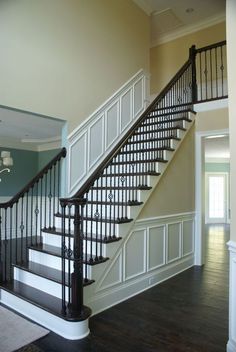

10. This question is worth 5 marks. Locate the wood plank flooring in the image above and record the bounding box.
[21,224,230,352]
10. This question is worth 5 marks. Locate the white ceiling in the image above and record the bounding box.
[205,135,230,161]
[133,0,226,46]
[0,106,65,150]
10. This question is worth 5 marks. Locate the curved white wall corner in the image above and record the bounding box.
[67,69,150,196]
[227,240,236,352]
[84,212,195,315]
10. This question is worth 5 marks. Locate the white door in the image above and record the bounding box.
[205,173,228,223]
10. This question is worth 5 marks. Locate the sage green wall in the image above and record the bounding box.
[0,148,59,197]
[38,149,60,170]
[205,163,230,173]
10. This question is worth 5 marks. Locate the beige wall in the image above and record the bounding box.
[195,107,229,132]
[138,124,195,219]
[150,22,226,96]
[0,0,150,133]
[227,0,236,242]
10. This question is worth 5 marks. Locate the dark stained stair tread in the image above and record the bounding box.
[13,261,94,287]
[91,185,152,190]
[100,172,159,177]
[133,125,186,135]
[28,243,109,265]
[1,280,91,321]
[127,136,181,145]
[119,147,175,154]
[111,157,168,165]
[42,227,122,243]
[142,116,192,127]
[55,213,134,224]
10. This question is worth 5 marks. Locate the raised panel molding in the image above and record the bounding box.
[182,219,194,257]
[67,69,148,196]
[124,229,146,281]
[96,251,123,292]
[86,212,195,315]
[88,114,104,169]
[147,225,166,271]
[167,222,181,264]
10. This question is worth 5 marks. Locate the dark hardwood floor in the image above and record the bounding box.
[21,224,230,352]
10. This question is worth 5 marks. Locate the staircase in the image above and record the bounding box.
[0,41,227,339]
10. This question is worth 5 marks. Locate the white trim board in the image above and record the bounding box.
[227,240,236,352]
[195,128,229,265]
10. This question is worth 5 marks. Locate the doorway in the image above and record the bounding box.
[205,172,229,224]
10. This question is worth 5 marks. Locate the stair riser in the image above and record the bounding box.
[14,267,69,300]
[125,138,178,149]
[131,128,184,140]
[42,233,108,257]
[112,150,167,162]
[28,248,92,278]
[54,218,132,237]
[95,175,153,188]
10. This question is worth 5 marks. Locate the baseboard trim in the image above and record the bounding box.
[0,289,90,340]
[87,255,194,316]
[227,339,236,352]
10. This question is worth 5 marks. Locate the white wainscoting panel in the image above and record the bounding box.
[124,229,146,281]
[69,131,87,188]
[183,219,194,257]
[68,69,149,195]
[167,222,181,264]
[147,225,166,271]
[86,212,195,315]
[120,89,132,132]
[97,251,123,291]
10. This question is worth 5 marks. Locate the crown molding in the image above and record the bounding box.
[151,13,226,47]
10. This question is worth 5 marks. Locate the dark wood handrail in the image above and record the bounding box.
[69,59,192,199]
[196,40,226,53]
[0,147,66,208]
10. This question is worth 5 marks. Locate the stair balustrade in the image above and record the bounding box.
[0,41,228,325]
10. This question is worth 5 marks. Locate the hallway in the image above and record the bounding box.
[22,224,229,352]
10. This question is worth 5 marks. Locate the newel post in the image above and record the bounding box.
[189,44,197,103]
[71,197,87,317]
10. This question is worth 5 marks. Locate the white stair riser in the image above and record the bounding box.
[54,218,132,236]
[42,233,108,257]
[0,290,90,340]
[28,248,92,279]
[14,267,68,300]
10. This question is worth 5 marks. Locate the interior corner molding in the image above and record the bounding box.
[67,69,149,196]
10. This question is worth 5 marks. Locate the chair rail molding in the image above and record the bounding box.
[67,69,150,196]
[227,240,236,352]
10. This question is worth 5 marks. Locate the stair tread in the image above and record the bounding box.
[1,280,91,321]
[28,243,109,265]
[127,136,180,145]
[14,261,94,287]
[111,157,168,165]
[134,125,186,135]
[119,147,175,154]
[91,185,152,190]
[42,227,122,243]
[100,172,160,177]
[55,213,133,224]
[142,117,192,126]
